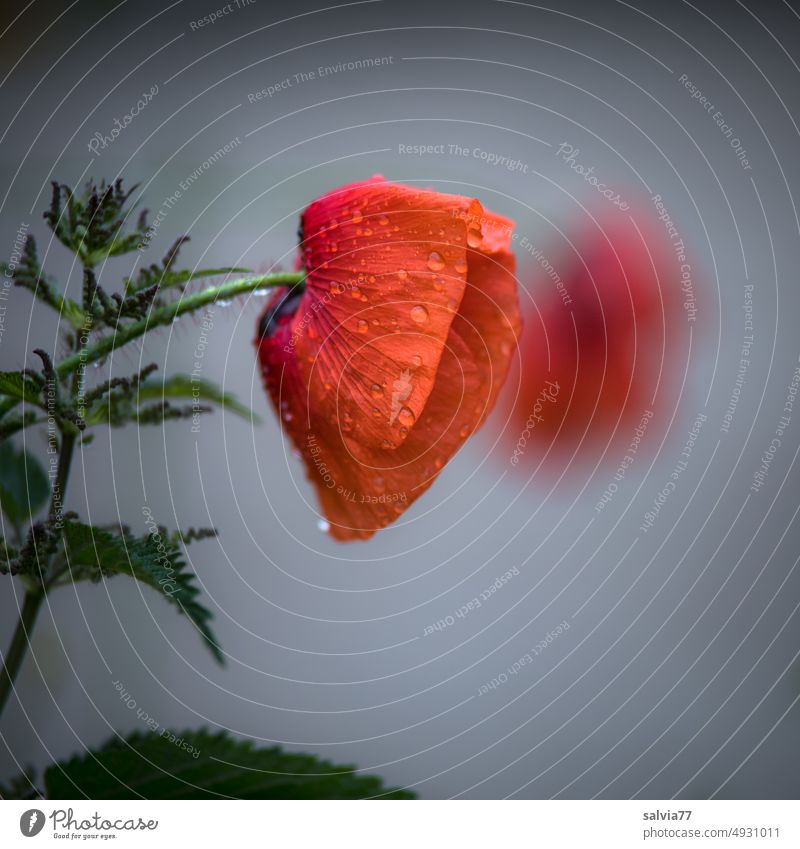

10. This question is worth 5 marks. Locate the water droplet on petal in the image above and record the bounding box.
[357,319,369,333]
[427,251,446,272]
[370,383,383,398]
[398,269,408,280]
[352,209,363,223]
[433,278,444,291]
[398,406,415,425]
[460,424,470,437]
[410,305,429,324]
[350,286,361,299]
[411,354,422,367]
[467,226,482,248]
[378,215,389,226]
[455,257,468,274]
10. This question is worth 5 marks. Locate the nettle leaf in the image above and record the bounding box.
[60,520,222,663]
[0,769,38,800]
[137,375,259,422]
[44,729,414,799]
[0,372,41,405]
[0,441,50,526]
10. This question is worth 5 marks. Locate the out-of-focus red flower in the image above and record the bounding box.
[256,177,521,541]
[505,208,686,471]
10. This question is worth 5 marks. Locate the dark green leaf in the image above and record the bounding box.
[59,520,222,663]
[0,442,50,526]
[0,372,41,405]
[44,729,414,799]
[0,768,38,800]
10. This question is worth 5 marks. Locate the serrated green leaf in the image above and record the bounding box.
[44,729,414,799]
[137,375,259,422]
[60,520,222,663]
[0,372,41,405]
[0,441,50,526]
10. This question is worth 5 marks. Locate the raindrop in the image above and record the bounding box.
[455,258,468,274]
[370,383,383,398]
[398,406,415,425]
[352,209,363,224]
[467,226,482,248]
[410,305,429,324]
[427,251,446,272]
[357,319,369,333]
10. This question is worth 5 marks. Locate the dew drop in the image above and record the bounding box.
[370,383,383,398]
[357,319,369,333]
[455,257,468,274]
[459,424,470,438]
[433,278,444,292]
[352,209,363,224]
[398,406,415,425]
[398,269,408,280]
[427,251,446,272]
[410,305,429,324]
[378,215,389,226]
[467,226,482,248]
[350,286,362,299]
[411,354,422,367]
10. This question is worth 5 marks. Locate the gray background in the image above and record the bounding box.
[1,0,799,799]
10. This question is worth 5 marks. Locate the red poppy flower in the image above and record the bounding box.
[255,176,521,540]
[505,207,686,471]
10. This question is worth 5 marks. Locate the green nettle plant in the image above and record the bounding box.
[0,178,412,800]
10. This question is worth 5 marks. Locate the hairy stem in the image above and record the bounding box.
[0,589,43,717]
[56,272,304,378]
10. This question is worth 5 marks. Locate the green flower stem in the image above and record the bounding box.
[56,272,304,379]
[0,588,44,717]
